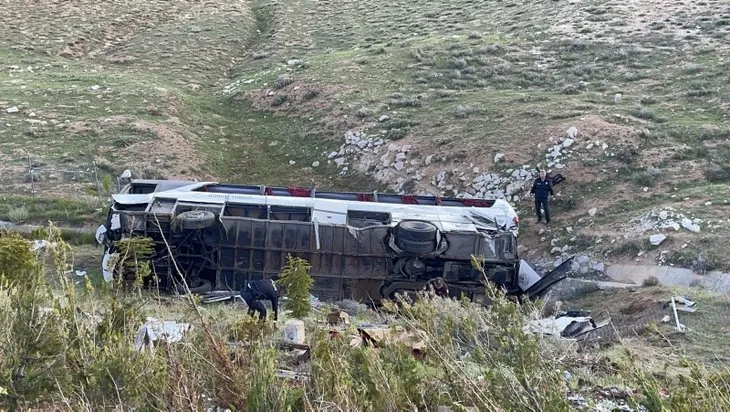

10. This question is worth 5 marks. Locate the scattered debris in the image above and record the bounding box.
[524,311,607,339]
[649,234,666,246]
[284,319,306,344]
[276,369,309,381]
[6,106,19,113]
[588,207,597,217]
[31,239,50,251]
[567,126,578,139]
[356,324,428,358]
[681,218,701,233]
[74,270,87,277]
[664,296,697,313]
[327,310,350,325]
[378,115,390,122]
[134,318,192,352]
[670,297,686,332]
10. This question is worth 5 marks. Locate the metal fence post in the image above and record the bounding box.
[27,154,35,194]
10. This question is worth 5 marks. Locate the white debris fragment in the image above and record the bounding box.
[588,207,597,217]
[681,218,701,233]
[649,234,666,246]
[134,318,192,352]
[7,106,19,113]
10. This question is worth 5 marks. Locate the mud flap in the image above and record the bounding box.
[524,256,575,298]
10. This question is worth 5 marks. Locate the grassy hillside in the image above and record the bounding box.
[1,0,728,265]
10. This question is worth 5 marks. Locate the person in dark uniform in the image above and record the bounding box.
[530,169,555,224]
[240,279,279,321]
[423,277,449,298]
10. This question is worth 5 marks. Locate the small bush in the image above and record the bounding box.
[631,171,659,187]
[454,105,474,118]
[275,254,313,319]
[302,88,319,100]
[705,163,730,182]
[7,206,29,224]
[273,75,293,89]
[390,97,422,108]
[684,63,702,74]
[355,107,374,118]
[450,57,468,69]
[272,94,288,106]
[640,95,657,105]
[561,83,583,95]
[385,128,408,140]
[633,105,657,121]
[643,276,660,286]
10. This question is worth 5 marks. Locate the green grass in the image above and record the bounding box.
[0,195,100,225]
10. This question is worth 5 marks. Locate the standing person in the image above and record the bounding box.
[240,278,279,321]
[530,169,555,224]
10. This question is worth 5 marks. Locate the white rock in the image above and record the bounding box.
[424,155,433,165]
[395,152,407,162]
[91,85,100,91]
[287,59,302,66]
[283,319,306,344]
[328,151,338,159]
[494,153,504,163]
[588,207,597,217]
[658,211,668,220]
[649,234,666,246]
[567,126,578,139]
[592,262,605,272]
[6,106,18,113]
[586,143,594,150]
[562,138,574,148]
[681,218,700,233]
[614,93,622,104]
[334,157,346,167]
[400,145,412,152]
[374,138,384,146]
[394,161,405,171]
[538,228,546,235]
[311,161,320,167]
[289,160,296,165]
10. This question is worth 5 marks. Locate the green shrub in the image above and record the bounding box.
[275,255,314,319]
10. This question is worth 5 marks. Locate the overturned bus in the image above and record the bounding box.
[95,179,569,303]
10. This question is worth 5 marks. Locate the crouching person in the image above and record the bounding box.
[240,278,279,321]
[423,277,449,298]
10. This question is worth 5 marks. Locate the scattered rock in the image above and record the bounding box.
[588,207,597,217]
[649,234,666,246]
[311,161,320,167]
[288,160,296,165]
[334,158,346,167]
[6,106,18,113]
[378,115,390,122]
[287,59,302,66]
[562,138,574,148]
[494,152,504,163]
[614,93,622,104]
[681,218,701,233]
[424,155,433,165]
[567,126,578,139]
